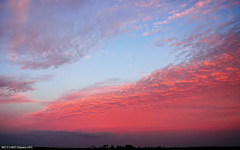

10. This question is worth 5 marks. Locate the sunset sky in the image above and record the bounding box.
[0,0,240,148]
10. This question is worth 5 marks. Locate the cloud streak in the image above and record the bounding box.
[0,76,35,97]
[0,75,52,103]
[147,0,240,36]
[0,93,39,104]
[169,15,240,63]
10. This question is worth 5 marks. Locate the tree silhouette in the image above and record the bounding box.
[110,145,115,149]
[125,145,135,149]
[91,145,96,150]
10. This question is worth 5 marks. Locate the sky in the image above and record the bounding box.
[0,0,240,148]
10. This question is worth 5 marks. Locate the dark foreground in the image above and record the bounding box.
[1,146,239,150]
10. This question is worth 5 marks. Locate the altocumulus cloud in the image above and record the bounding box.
[25,23,240,132]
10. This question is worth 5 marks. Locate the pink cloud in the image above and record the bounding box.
[0,93,39,104]
[169,10,179,14]
[181,4,187,8]
[0,75,52,103]
[143,16,152,22]
[0,0,176,69]
[196,34,222,45]
[5,0,231,69]
[25,51,240,131]
[0,76,36,97]
[154,0,211,25]
[168,0,211,20]
[25,38,240,131]
[166,38,176,42]
[202,0,240,15]
[167,15,239,63]
[8,0,30,24]
[52,85,125,104]
[170,41,184,47]
[0,1,144,69]
[21,15,240,132]
[0,0,239,134]
[142,29,160,36]
[154,0,238,27]
[18,56,73,70]
[134,0,162,8]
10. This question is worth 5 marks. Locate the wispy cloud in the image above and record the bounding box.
[0,0,171,69]
[0,93,39,104]
[169,15,240,63]
[155,0,212,25]
[152,0,239,33]
[0,1,134,69]
[0,76,36,97]
[0,75,52,103]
